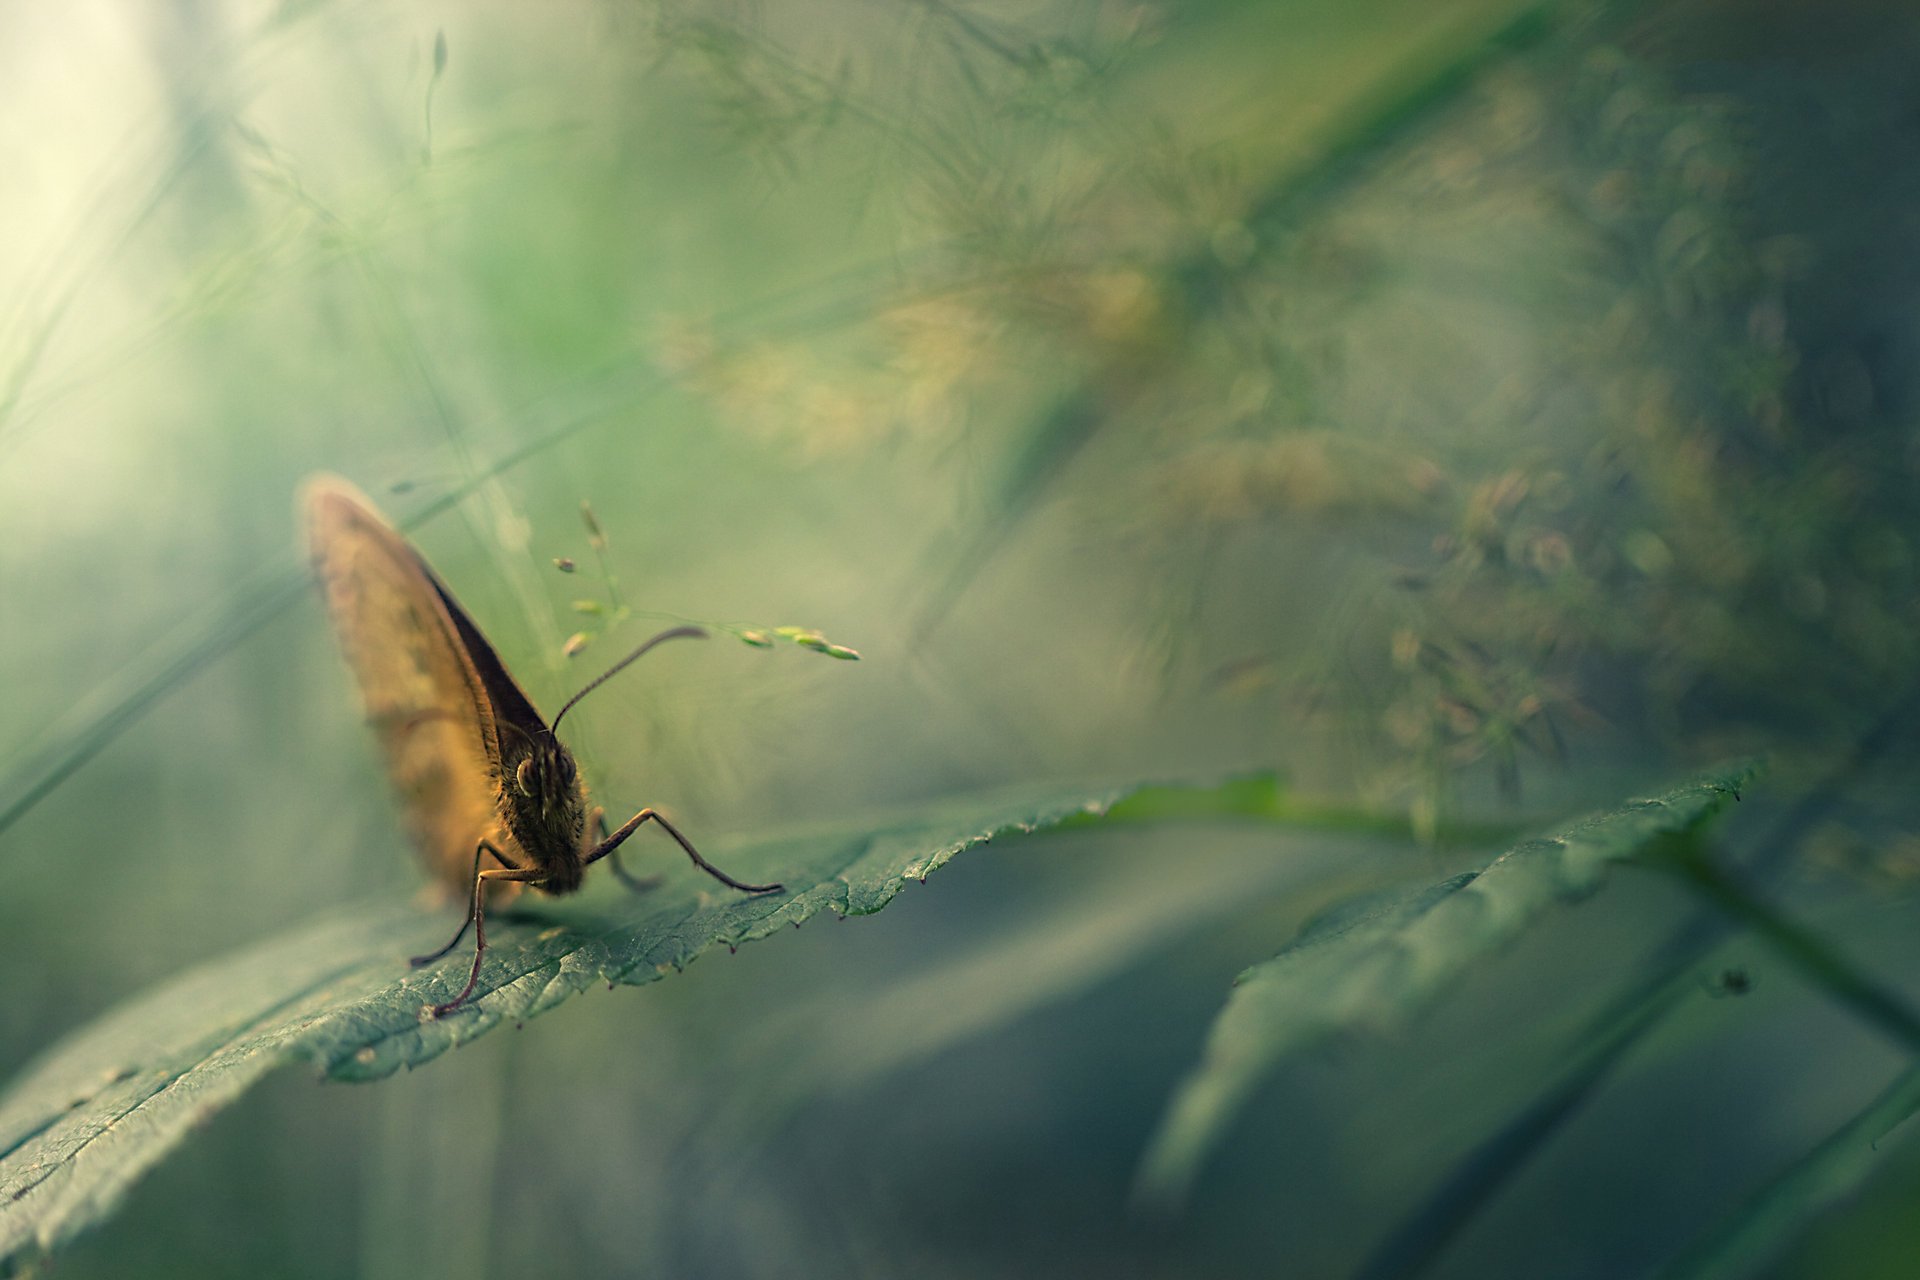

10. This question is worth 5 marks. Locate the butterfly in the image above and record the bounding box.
[303,475,781,1018]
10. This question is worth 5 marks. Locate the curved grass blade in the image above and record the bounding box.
[0,574,307,839]
[0,779,1130,1278]
[1655,1061,1920,1280]
[0,6,334,442]
[1354,966,1695,1279]
[1132,761,1761,1211]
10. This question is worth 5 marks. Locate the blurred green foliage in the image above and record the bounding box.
[4,0,1920,1276]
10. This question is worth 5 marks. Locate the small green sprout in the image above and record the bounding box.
[749,624,860,659]
[580,500,607,550]
[557,504,857,665]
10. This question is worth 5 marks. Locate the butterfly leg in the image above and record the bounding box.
[427,860,548,1019]
[584,808,783,894]
[584,806,662,894]
[411,839,517,966]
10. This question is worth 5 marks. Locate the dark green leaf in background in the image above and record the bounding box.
[1134,760,1761,1209]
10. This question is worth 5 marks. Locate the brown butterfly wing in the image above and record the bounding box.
[422,559,554,753]
[304,475,524,900]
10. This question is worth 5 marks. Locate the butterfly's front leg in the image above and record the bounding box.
[583,805,662,894]
[411,839,515,966]
[416,840,545,1018]
[584,807,783,895]
[583,806,610,849]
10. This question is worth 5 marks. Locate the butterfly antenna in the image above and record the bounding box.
[552,625,708,732]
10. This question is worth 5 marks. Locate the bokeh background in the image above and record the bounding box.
[4,0,1920,1275]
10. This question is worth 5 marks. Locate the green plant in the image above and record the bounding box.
[4,1,1919,1276]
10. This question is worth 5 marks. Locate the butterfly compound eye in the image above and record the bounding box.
[515,757,536,796]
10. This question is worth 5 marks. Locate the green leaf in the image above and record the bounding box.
[1132,760,1762,1210]
[0,781,1130,1277]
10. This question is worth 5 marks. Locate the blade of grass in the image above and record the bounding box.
[1655,1061,1920,1280]
[0,5,337,442]
[1663,848,1920,1052]
[1356,964,1697,1280]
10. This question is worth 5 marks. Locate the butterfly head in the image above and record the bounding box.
[495,625,708,886]
[498,729,589,890]
[513,738,578,814]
